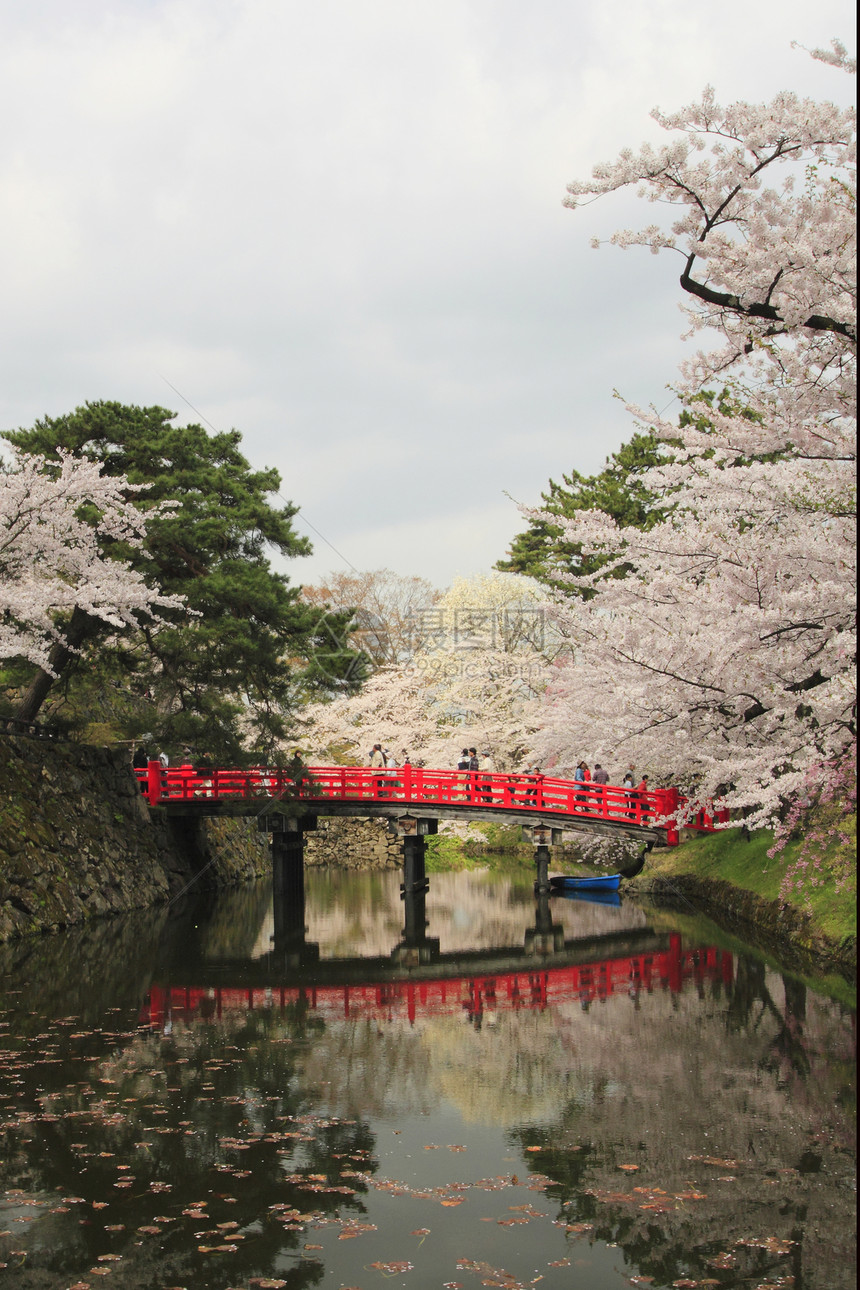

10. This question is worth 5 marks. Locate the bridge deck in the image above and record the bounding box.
[137,764,727,845]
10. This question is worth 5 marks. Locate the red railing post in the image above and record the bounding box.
[660,786,680,846]
[178,762,195,800]
[146,759,162,806]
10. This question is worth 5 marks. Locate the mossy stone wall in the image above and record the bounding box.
[0,735,268,942]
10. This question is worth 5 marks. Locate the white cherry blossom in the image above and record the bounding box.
[530,49,855,828]
[0,450,186,674]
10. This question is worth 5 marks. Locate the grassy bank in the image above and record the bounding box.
[641,820,856,945]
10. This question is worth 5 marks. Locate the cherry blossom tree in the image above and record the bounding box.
[303,572,564,769]
[528,44,855,828]
[0,449,185,687]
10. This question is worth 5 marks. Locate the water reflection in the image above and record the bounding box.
[0,871,854,1290]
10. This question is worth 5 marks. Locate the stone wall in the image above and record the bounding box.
[304,816,402,870]
[0,735,269,942]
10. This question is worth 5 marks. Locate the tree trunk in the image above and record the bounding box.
[14,607,97,724]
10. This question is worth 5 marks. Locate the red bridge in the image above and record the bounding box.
[137,763,727,846]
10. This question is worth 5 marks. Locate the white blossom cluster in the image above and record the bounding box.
[0,450,185,674]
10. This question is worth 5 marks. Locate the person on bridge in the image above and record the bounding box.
[592,763,609,785]
[637,775,651,820]
[623,769,635,817]
[479,750,494,802]
[369,743,393,797]
[524,765,542,804]
[463,748,480,803]
[456,748,471,797]
[581,762,594,811]
[573,761,587,807]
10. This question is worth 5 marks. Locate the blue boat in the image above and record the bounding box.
[549,872,622,893]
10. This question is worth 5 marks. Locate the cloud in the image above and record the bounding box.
[0,0,854,584]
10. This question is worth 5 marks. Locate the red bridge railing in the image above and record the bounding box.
[136,763,728,845]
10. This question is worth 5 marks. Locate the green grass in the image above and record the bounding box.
[647,818,856,945]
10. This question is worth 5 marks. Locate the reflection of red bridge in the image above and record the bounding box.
[145,935,733,1028]
[137,764,728,845]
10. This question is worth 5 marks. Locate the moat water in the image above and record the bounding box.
[0,867,855,1290]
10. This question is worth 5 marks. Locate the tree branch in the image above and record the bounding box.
[679,258,856,341]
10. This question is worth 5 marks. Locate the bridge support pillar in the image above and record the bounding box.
[524,825,562,896]
[392,817,439,966]
[397,816,436,897]
[533,843,552,894]
[525,888,565,956]
[258,813,318,962]
[401,835,429,896]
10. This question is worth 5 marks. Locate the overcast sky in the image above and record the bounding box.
[1,0,854,590]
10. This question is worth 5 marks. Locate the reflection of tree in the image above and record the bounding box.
[504,953,855,1290]
[761,975,812,1081]
[725,954,767,1032]
[725,960,815,1078]
[0,1003,377,1289]
[193,882,276,959]
[0,905,171,1027]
